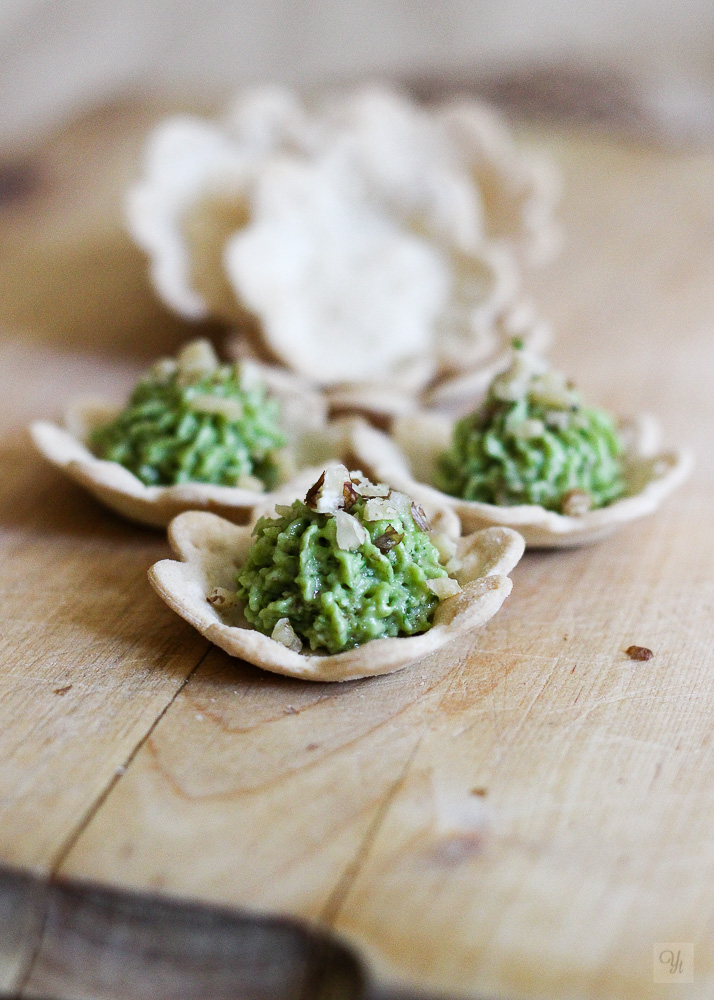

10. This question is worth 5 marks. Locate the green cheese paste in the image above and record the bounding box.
[90,340,286,489]
[435,341,625,513]
[236,468,451,654]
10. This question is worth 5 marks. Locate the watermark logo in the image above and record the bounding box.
[653,943,694,984]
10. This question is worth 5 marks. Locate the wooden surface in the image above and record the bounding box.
[0,104,713,999]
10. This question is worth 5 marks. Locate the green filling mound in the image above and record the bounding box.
[236,483,449,655]
[89,341,286,488]
[435,343,625,512]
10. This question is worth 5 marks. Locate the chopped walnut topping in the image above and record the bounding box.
[271,617,303,652]
[411,502,430,532]
[304,464,352,514]
[149,357,178,382]
[343,480,359,510]
[353,480,391,498]
[426,577,462,599]
[304,471,325,509]
[625,645,653,661]
[335,510,368,550]
[373,525,404,552]
[364,497,398,521]
[511,417,545,440]
[544,409,570,431]
[176,338,219,385]
[207,587,238,609]
[189,395,245,420]
[530,370,577,409]
[561,489,592,517]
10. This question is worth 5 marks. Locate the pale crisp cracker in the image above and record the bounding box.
[128,85,560,389]
[347,413,694,549]
[29,363,331,528]
[224,153,449,384]
[149,509,524,682]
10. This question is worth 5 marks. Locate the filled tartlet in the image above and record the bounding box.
[29,339,340,527]
[349,342,692,548]
[149,464,525,680]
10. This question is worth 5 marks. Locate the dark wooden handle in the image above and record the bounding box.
[1,865,478,1000]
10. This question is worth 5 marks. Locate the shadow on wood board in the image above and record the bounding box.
[0,865,471,1000]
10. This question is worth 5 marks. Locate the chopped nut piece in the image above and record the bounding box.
[207,587,238,609]
[512,417,545,440]
[353,480,391,498]
[304,471,325,509]
[491,349,545,402]
[384,489,410,517]
[304,464,351,514]
[335,509,368,550]
[529,370,577,409]
[561,488,593,517]
[373,525,404,552]
[176,339,219,385]
[544,409,570,431]
[149,358,178,382]
[189,395,245,419]
[426,577,462,599]
[271,617,303,652]
[625,645,653,661]
[364,497,398,521]
[343,480,359,510]
[411,502,430,532]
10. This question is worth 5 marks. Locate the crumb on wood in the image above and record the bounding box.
[625,645,653,661]
[53,684,72,696]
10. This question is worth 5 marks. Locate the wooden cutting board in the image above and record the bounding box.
[0,100,712,1000]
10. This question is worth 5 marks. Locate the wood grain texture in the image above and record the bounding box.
[0,422,212,873]
[0,104,712,998]
[326,135,714,999]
